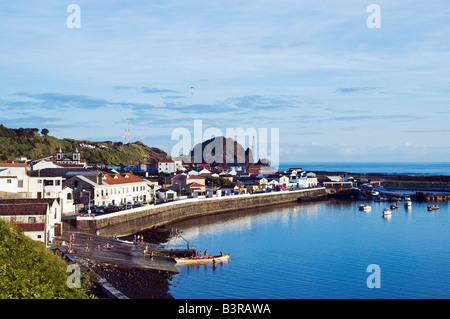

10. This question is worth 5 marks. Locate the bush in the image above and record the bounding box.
[0,220,94,299]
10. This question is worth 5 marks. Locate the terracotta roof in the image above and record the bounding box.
[100,171,146,185]
[187,175,205,180]
[186,182,206,189]
[14,223,45,232]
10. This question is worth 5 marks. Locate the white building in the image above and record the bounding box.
[0,198,62,246]
[63,171,152,207]
[158,160,183,174]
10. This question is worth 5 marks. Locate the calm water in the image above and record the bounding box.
[279,162,450,176]
[167,199,450,299]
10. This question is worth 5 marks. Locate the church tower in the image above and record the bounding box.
[72,148,80,163]
[56,148,63,161]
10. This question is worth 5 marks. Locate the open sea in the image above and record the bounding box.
[278,162,450,176]
[165,162,450,299]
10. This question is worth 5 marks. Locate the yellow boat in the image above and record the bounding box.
[173,253,231,265]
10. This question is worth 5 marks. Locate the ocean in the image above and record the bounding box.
[167,199,450,299]
[278,162,450,176]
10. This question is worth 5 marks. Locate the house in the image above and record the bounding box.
[0,198,62,246]
[63,171,152,208]
[157,188,178,200]
[158,159,182,174]
[198,168,212,176]
[171,174,206,196]
[0,163,65,201]
[307,172,318,187]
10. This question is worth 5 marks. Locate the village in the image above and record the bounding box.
[0,147,325,247]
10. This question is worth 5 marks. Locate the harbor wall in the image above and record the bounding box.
[71,188,327,236]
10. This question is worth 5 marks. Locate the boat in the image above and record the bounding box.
[173,253,231,265]
[382,208,392,216]
[116,238,134,245]
[427,205,439,211]
[404,197,412,207]
[390,203,400,209]
[359,204,371,212]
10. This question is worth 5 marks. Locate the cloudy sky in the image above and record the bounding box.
[1,0,449,162]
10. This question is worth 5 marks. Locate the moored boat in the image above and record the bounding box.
[427,205,439,211]
[404,197,412,207]
[382,208,392,216]
[390,203,400,209]
[359,204,371,212]
[173,253,231,265]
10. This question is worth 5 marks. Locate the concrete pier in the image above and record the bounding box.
[67,188,327,237]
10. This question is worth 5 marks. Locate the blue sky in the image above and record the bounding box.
[1,0,450,162]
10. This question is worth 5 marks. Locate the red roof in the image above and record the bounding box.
[100,171,146,185]
[187,182,206,189]
[14,223,45,232]
[187,175,205,180]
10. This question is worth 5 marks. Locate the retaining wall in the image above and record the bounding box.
[72,188,327,237]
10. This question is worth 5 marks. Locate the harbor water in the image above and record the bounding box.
[166,199,450,299]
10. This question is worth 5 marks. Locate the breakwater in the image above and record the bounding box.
[68,188,327,237]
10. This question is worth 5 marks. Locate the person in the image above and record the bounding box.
[187,241,191,250]
[85,242,89,251]
[204,249,208,257]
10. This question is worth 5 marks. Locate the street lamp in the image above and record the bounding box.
[82,190,91,216]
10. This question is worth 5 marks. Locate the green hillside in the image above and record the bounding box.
[0,124,171,166]
[0,219,94,299]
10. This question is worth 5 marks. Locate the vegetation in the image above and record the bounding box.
[0,219,94,299]
[0,124,171,166]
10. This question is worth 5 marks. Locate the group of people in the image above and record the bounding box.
[134,234,145,244]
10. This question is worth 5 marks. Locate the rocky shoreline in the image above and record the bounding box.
[67,226,177,299]
[90,262,174,299]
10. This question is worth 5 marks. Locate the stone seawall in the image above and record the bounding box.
[72,188,327,237]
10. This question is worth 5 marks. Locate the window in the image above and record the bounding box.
[18,180,24,188]
[28,217,36,223]
[6,179,11,184]
[55,180,60,186]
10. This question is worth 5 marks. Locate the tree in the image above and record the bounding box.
[41,128,49,136]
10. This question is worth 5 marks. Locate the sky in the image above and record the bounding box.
[1,0,450,163]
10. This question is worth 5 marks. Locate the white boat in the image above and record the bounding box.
[404,197,412,207]
[382,208,392,216]
[359,204,372,212]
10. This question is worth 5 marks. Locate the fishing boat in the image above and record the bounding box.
[359,204,371,212]
[382,208,392,216]
[427,205,439,211]
[173,253,231,265]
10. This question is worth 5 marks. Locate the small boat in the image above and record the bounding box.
[382,208,392,216]
[359,204,371,212]
[116,238,134,245]
[404,197,412,207]
[427,205,439,211]
[390,203,400,209]
[173,253,231,265]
